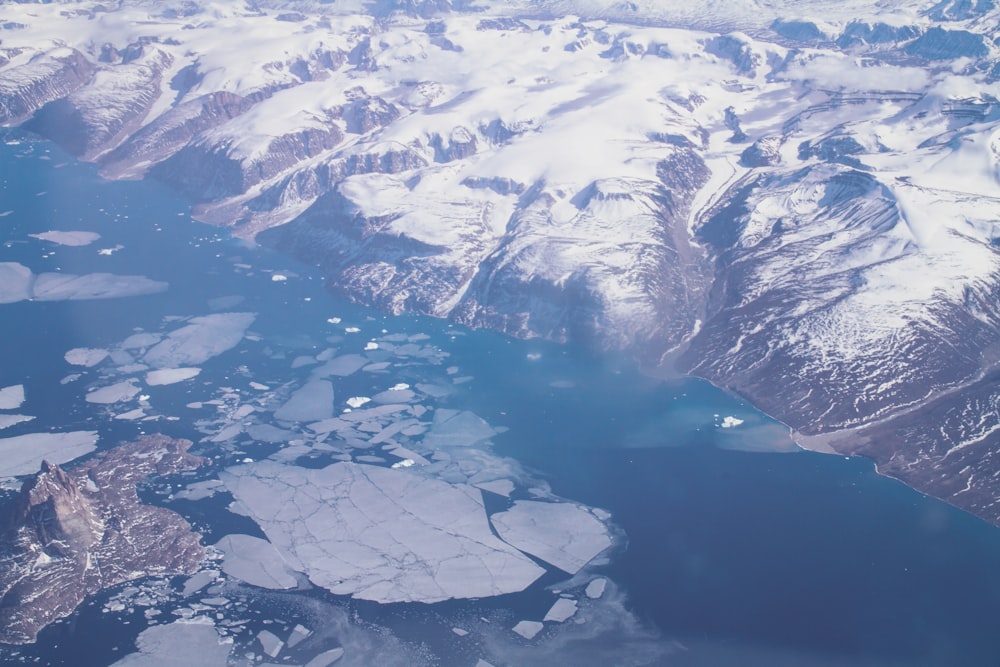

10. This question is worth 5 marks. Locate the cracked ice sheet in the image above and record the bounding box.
[215,534,298,590]
[110,620,231,667]
[490,501,613,575]
[0,431,98,477]
[219,461,545,603]
[143,313,256,369]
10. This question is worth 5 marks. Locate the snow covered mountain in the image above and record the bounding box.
[2,0,1000,524]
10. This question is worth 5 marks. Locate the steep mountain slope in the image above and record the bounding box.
[1,0,999,525]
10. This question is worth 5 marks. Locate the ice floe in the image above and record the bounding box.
[29,230,101,246]
[0,384,26,409]
[110,620,231,667]
[32,271,167,301]
[65,347,110,367]
[220,461,545,603]
[274,380,334,422]
[144,313,255,368]
[543,598,578,623]
[146,367,202,386]
[0,430,98,476]
[720,415,744,428]
[490,501,613,574]
[421,410,497,448]
[86,379,141,404]
[512,620,544,640]
[0,414,34,430]
[215,534,298,590]
[585,577,607,599]
[256,629,283,658]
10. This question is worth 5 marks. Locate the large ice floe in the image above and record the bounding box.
[110,620,231,667]
[0,430,98,476]
[143,313,256,368]
[490,501,613,574]
[0,262,167,303]
[220,460,547,603]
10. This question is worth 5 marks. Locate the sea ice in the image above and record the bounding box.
[287,624,311,648]
[421,410,497,448]
[274,380,334,422]
[220,461,545,603]
[543,597,578,623]
[490,501,613,574]
[122,333,162,350]
[720,416,745,428]
[146,368,201,386]
[143,313,256,368]
[314,354,368,377]
[64,347,110,367]
[512,620,544,640]
[29,230,101,246]
[346,396,371,408]
[0,430,98,477]
[475,479,515,497]
[215,534,298,590]
[86,379,141,404]
[110,620,231,667]
[0,384,26,409]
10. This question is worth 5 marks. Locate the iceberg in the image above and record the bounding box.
[220,461,545,603]
[490,501,612,574]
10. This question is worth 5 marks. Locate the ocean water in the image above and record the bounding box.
[1,133,1000,666]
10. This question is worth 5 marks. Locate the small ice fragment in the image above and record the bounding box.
[451,627,469,636]
[271,274,287,282]
[364,342,379,351]
[65,347,109,367]
[257,629,284,657]
[585,578,607,599]
[0,384,26,410]
[390,383,410,391]
[344,327,361,333]
[721,416,745,428]
[327,317,342,324]
[526,353,542,361]
[543,597,578,623]
[250,382,270,391]
[512,620,543,640]
[346,396,371,409]
[97,245,123,255]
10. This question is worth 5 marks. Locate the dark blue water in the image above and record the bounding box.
[2,133,1000,667]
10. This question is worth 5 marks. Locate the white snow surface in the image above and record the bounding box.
[220,460,547,603]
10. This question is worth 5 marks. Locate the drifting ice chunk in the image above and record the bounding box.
[720,416,745,428]
[146,368,201,386]
[422,410,497,448]
[585,578,607,599]
[346,396,371,408]
[543,597,578,623]
[452,627,469,637]
[491,501,612,574]
[512,620,544,640]
[144,313,255,369]
[274,380,334,422]
[0,384,26,409]
[0,431,98,476]
[30,230,101,246]
[220,461,545,603]
[110,620,230,667]
[65,347,109,367]
[215,534,298,590]
[86,379,140,404]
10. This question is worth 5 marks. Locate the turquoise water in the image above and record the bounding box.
[2,133,1000,666]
